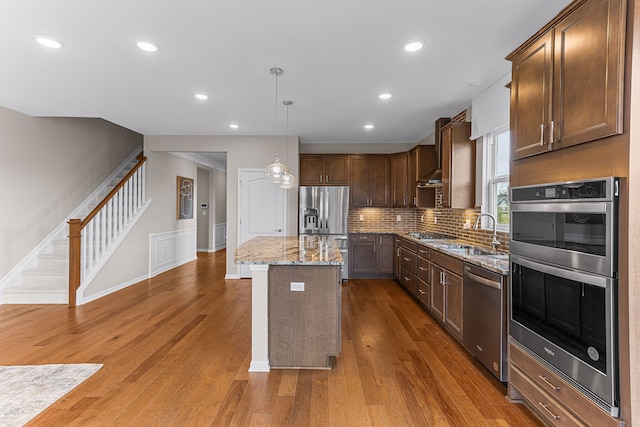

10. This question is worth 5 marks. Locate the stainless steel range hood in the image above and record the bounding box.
[417,117,450,188]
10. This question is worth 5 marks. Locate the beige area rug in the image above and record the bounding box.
[0,364,102,427]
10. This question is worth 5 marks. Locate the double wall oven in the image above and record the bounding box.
[509,177,619,416]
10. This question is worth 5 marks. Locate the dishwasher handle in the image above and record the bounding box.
[464,267,501,289]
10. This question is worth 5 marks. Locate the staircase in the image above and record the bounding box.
[1,149,147,305]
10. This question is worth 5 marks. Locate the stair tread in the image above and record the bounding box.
[4,286,67,293]
[23,268,68,275]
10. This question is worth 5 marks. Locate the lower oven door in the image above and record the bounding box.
[510,254,618,415]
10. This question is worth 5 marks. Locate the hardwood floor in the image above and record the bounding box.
[0,250,542,426]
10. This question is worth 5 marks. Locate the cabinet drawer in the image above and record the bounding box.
[400,247,417,274]
[417,278,430,307]
[417,244,430,259]
[430,250,463,276]
[352,234,375,242]
[398,237,418,252]
[509,342,620,427]
[417,257,430,283]
[510,366,584,427]
[399,266,417,295]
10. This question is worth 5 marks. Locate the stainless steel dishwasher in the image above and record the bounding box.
[462,262,507,381]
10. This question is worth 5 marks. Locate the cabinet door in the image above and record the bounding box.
[349,238,376,275]
[552,0,624,150]
[376,234,394,275]
[369,156,390,207]
[392,153,408,207]
[430,264,445,322]
[324,155,349,185]
[349,156,370,207]
[510,30,554,160]
[393,237,401,280]
[299,155,325,185]
[444,271,463,340]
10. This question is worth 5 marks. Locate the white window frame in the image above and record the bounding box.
[480,124,510,232]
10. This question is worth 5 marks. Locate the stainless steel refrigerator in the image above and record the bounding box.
[299,186,349,279]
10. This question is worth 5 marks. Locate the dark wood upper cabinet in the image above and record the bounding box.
[350,155,390,207]
[391,152,409,207]
[441,122,475,209]
[299,154,349,185]
[409,145,437,208]
[508,0,625,160]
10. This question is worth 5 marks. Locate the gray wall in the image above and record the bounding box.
[0,106,142,279]
[85,151,197,295]
[197,168,210,250]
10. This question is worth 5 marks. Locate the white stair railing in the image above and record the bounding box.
[68,153,146,306]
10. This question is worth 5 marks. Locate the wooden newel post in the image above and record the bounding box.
[68,218,82,307]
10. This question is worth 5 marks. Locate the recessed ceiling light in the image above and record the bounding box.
[229,124,239,129]
[136,41,158,52]
[364,124,375,130]
[194,93,208,100]
[466,78,486,87]
[34,35,64,49]
[378,93,393,100]
[403,40,425,53]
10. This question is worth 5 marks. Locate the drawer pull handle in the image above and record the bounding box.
[419,249,428,254]
[403,277,411,282]
[403,257,411,262]
[538,402,560,420]
[418,289,426,295]
[419,267,427,271]
[538,375,560,391]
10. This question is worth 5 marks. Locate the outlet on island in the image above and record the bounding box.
[463,219,471,229]
[290,282,305,291]
[396,215,401,222]
[359,214,364,221]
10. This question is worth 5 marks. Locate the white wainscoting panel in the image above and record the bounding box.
[149,229,197,277]
[214,223,226,251]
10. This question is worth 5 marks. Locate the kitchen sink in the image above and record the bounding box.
[439,245,496,257]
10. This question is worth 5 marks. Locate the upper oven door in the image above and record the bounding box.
[510,201,616,277]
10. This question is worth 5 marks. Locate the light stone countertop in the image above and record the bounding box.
[235,235,343,266]
[351,231,509,275]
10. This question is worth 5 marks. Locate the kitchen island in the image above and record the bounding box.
[235,235,343,372]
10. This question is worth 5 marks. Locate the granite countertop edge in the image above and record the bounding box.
[350,231,509,276]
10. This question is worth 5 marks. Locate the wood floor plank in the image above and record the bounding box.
[0,250,546,426]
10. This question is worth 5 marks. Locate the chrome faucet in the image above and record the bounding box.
[474,213,500,252]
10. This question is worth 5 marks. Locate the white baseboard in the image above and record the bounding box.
[248,360,270,372]
[80,274,149,305]
[224,273,241,279]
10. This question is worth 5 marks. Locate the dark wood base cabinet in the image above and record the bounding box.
[508,341,623,427]
[349,234,394,278]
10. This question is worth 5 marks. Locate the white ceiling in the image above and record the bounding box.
[0,0,571,144]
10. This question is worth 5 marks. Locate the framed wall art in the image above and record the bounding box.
[177,176,194,219]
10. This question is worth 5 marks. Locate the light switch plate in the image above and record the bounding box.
[291,282,304,291]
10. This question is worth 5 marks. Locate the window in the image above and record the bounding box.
[482,125,510,231]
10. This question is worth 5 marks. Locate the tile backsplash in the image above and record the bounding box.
[348,189,510,253]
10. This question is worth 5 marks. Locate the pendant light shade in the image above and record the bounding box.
[279,170,297,189]
[265,154,288,183]
[264,67,296,188]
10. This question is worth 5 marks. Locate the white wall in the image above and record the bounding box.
[143,135,299,278]
[0,106,142,280]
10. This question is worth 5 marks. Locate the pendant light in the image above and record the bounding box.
[279,100,297,189]
[264,67,295,186]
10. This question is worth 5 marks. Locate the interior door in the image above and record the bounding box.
[239,169,286,278]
